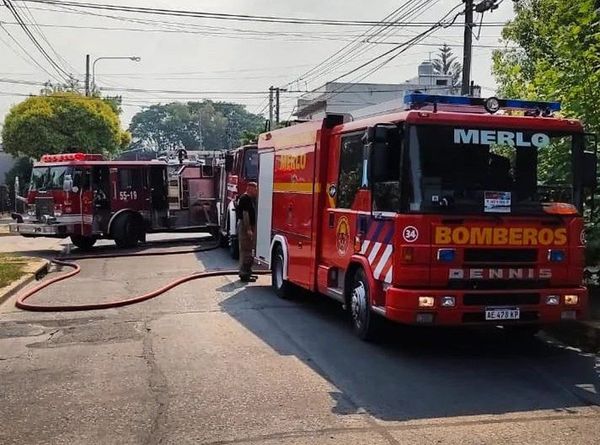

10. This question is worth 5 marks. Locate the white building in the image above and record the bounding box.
[296,61,456,120]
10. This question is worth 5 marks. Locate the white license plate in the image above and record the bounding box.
[485,307,520,321]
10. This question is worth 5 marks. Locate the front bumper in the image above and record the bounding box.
[9,222,68,236]
[383,286,588,326]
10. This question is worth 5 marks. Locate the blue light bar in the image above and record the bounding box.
[404,93,561,112]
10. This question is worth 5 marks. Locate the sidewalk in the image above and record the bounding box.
[546,291,600,352]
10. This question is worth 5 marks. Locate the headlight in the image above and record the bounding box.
[564,295,579,305]
[441,296,456,307]
[545,295,560,305]
[418,296,435,307]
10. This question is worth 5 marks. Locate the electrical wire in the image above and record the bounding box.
[2,0,73,81]
[16,0,77,74]
[21,0,507,27]
[0,22,62,81]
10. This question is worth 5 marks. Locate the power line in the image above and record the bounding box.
[16,0,77,73]
[2,0,73,81]
[285,0,441,89]
[0,22,61,81]
[21,0,507,27]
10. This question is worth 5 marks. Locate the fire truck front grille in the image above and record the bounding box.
[464,248,537,264]
[35,196,55,219]
[463,292,540,306]
[462,311,539,323]
[448,279,550,290]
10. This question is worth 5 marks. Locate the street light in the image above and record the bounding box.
[91,56,141,91]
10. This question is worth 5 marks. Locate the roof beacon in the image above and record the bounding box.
[403,93,561,116]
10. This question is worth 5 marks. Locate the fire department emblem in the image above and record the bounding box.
[336,216,350,255]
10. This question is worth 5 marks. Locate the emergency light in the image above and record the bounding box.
[40,153,105,163]
[404,93,561,115]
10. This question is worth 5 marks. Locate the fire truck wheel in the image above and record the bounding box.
[349,268,379,341]
[113,214,140,249]
[272,244,292,299]
[70,235,97,250]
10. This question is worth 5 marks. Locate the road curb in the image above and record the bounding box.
[544,321,600,353]
[0,259,49,307]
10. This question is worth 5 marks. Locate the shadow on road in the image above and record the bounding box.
[219,284,600,422]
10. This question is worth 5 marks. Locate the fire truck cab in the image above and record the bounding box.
[256,94,597,340]
[10,153,220,249]
[218,144,258,259]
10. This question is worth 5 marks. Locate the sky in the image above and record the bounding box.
[0,0,516,131]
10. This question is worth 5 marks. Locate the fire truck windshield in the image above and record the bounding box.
[30,166,73,191]
[406,125,579,215]
[243,148,258,180]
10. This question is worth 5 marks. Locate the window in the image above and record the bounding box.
[118,168,144,190]
[29,166,72,191]
[436,79,448,86]
[337,133,364,208]
[242,148,258,180]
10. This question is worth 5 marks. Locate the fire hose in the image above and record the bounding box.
[15,241,269,312]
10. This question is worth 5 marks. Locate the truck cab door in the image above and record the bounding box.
[149,165,168,228]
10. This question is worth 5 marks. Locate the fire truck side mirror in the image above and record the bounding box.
[225,154,234,172]
[582,152,597,190]
[364,126,394,182]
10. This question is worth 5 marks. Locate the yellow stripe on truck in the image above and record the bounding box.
[273,182,320,193]
[434,226,567,246]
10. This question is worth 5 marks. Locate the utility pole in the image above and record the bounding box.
[85,54,90,96]
[268,86,275,130]
[461,0,474,96]
[462,0,500,96]
[275,87,281,126]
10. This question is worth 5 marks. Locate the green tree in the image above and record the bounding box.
[1,91,130,159]
[492,0,600,263]
[492,0,600,132]
[432,43,462,91]
[129,100,264,152]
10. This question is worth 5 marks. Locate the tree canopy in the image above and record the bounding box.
[128,100,265,152]
[492,0,600,263]
[1,91,130,160]
[492,0,600,132]
[432,43,462,91]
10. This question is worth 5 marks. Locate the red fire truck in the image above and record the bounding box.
[255,94,597,339]
[218,144,258,259]
[9,153,220,249]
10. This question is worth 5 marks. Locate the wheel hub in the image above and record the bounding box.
[275,256,283,288]
[351,282,367,329]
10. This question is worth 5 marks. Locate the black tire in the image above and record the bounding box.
[70,235,97,250]
[349,268,379,341]
[113,215,139,249]
[229,235,240,260]
[271,244,293,299]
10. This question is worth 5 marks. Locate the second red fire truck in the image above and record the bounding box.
[255,94,597,339]
[10,153,220,249]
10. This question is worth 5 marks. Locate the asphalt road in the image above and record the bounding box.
[0,239,599,445]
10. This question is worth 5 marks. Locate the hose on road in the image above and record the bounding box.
[15,241,270,312]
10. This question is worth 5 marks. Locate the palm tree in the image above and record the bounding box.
[432,44,462,92]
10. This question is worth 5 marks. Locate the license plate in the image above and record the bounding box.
[485,307,520,321]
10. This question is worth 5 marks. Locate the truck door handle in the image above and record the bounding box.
[328,213,334,228]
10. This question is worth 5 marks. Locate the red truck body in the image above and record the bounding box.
[10,153,220,248]
[255,95,594,338]
[218,145,258,258]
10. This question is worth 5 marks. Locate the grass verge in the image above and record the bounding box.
[0,255,27,288]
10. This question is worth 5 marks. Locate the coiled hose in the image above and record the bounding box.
[15,241,269,312]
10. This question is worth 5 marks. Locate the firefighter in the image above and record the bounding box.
[236,182,258,282]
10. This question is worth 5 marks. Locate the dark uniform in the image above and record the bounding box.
[236,192,256,281]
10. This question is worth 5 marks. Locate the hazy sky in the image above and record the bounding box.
[0,0,515,130]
